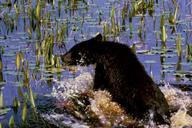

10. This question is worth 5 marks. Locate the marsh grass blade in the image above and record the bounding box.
[22,102,27,122]
[12,97,20,113]
[17,87,23,102]
[36,0,41,21]
[176,34,182,58]
[9,115,15,128]
[0,90,3,108]
[161,25,167,43]
[29,87,36,109]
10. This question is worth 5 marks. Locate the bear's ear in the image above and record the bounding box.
[94,33,102,42]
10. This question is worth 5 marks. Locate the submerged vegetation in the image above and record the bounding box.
[0,0,192,127]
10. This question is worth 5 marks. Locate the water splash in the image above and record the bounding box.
[52,71,93,101]
[171,107,192,127]
[160,83,192,127]
[89,90,136,127]
[42,71,192,127]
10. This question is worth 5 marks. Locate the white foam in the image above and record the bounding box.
[43,71,192,127]
[160,83,192,110]
[52,72,93,101]
[160,83,192,127]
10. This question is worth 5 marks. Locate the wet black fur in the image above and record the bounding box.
[61,34,170,124]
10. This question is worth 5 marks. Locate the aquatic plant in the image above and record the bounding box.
[22,102,28,122]
[110,5,120,37]
[41,35,54,66]
[0,0,192,127]
[175,33,182,58]
[168,5,178,25]
[12,97,20,113]
[186,44,192,62]
[121,1,128,31]
[103,22,109,40]
[0,90,3,108]
[9,115,15,128]
[160,25,167,44]
[36,0,41,21]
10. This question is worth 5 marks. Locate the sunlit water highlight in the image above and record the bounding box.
[42,69,192,128]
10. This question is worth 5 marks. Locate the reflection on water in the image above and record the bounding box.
[45,70,192,128]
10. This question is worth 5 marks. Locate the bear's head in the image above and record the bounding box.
[61,33,102,66]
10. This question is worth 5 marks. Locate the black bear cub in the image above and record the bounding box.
[61,34,170,124]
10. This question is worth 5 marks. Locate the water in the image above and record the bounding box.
[43,70,192,127]
[0,0,192,127]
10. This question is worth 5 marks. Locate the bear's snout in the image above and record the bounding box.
[61,53,72,64]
